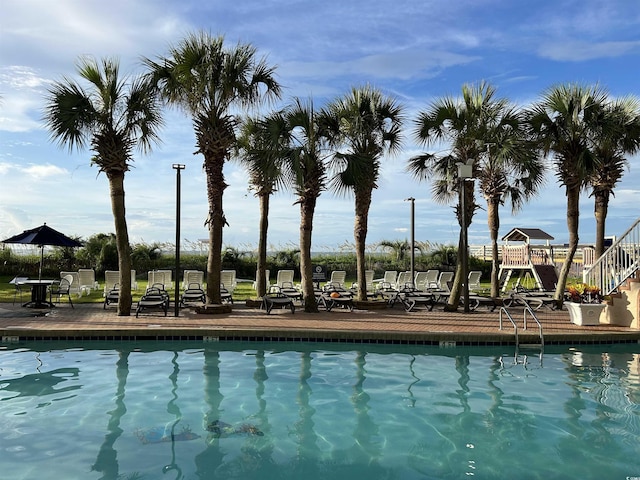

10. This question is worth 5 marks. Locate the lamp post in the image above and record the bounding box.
[456,160,473,313]
[405,197,415,283]
[173,164,185,317]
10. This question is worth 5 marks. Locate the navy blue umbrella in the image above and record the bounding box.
[2,224,83,280]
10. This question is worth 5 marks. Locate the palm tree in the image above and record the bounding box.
[475,110,545,298]
[589,96,640,258]
[236,113,288,297]
[378,239,412,264]
[324,86,404,301]
[408,82,499,310]
[527,83,609,305]
[43,57,162,315]
[144,31,281,303]
[278,98,331,312]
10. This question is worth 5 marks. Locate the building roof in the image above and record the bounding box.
[501,228,554,243]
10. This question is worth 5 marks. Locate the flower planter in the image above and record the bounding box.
[566,302,605,326]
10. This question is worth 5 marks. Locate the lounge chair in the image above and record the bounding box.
[182,270,205,290]
[436,271,454,291]
[375,270,397,285]
[220,283,234,304]
[394,284,435,312]
[504,286,557,310]
[50,275,74,308]
[180,282,206,307]
[329,270,347,287]
[278,281,303,302]
[351,270,376,298]
[276,270,295,288]
[136,284,169,317]
[262,286,295,314]
[148,270,173,290]
[78,268,99,296]
[220,270,237,294]
[394,271,412,290]
[130,269,138,291]
[252,269,270,291]
[468,271,483,292]
[376,281,399,305]
[103,270,120,296]
[425,270,440,289]
[318,283,354,312]
[414,271,439,291]
[103,285,119,309]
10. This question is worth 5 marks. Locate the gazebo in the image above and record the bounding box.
[498,228,558,292]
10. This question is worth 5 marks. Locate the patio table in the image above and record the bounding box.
[19,279,57,308]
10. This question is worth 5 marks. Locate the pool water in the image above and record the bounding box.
[1,341,639,480]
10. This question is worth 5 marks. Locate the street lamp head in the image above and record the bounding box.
[456,160,473,179]
[172,164,186,170]
[404,197,415,202]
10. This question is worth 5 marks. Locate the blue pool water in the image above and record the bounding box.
[1,341,639,480]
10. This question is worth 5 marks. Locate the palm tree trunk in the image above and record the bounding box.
[256,192,269,297]
[108,173,132,316]
[555,185,580,306]
[204,159,227,304]
[445,229,464,311]
[594,189,610,258]
[354,189,372,302]
[487,195,500,298]
[300,196,318,312]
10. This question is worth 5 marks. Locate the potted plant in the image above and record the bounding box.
[565,283,606,326]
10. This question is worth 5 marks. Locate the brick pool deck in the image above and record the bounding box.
[1,301,638,346]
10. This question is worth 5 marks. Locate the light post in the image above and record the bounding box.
[405,197,415,284]
[173,164,185,317]
[457,160,473,313]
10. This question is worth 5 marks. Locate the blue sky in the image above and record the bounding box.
[1,0,639,254]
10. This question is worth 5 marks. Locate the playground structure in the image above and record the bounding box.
[497,228,558,292]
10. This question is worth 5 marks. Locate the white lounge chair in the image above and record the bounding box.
[78,268,99,296]
[437,271,454,291]
[252,269,270,290]
[103,270,120,294]
[394,271,412,290]
[220,270,237,294]
[468,271,482,292]
[276,270,294,288]
[148,270,172,290]
[183,270,205,290]
[131,269,138,291]
[375,270,397,285]
[351,270,375,297]
[329,270,347,287]
[413,272,429,291]
[425,270,440,289]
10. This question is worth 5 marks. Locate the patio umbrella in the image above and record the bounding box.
[2,223,83,280]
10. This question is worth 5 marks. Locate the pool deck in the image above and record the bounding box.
[1,301,639,346]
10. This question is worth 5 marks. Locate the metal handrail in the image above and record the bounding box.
[522,303,544,348]
[583,217,640,295]
[498,307,518,347]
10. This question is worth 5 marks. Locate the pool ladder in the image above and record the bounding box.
[499,302,544,366]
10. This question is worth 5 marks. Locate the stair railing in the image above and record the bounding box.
[583,217,640,295]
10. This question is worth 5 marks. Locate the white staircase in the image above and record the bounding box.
[583,217,640,295]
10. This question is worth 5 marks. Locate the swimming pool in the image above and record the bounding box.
[1,341,638,480]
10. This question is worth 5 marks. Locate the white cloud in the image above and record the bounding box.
[538,40,640,62]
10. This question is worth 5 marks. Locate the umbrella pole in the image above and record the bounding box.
[39,245,44,281]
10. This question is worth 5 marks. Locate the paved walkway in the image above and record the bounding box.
[1,301,638,346]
